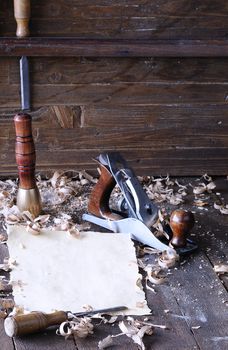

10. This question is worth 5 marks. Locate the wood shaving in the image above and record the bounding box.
[0,298,15,309]
[82,304,93,312]
[57,317,94,339]
[193,181,216,195]
[98,335,114,349]
[194,200,208,207]
[214,203,228,215]
[0,279,11,292]
[97,317,167,350]
[0,310,7,319]
[145,280,156,294]
[26,222,41,235]
[0,257,17,271]
[191,325,201,330]
[158,250,179,269]
[119,319,153,350]
[214,264,228,274]
[145,265,167,285]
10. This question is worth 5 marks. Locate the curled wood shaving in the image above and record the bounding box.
[214,203,228,215]
[82,304,93,312]
[0,279,11,292]
[26,222,41,235]
[5,213,22,225]
[119,319,153,350]
[0,298,15,309]
[98,335,114,349]
[191,325,201,330]
[57,317,94,339]
[214,264,228,274]
[119,317,168,350]
[101,315,118,324]
[0,310,7,319]
[158,250,179,269]
[145,280,156,294]
[0,257,17,271]
[194,200,208,207]
[98,317,167,350]
[193,180,216,195]
[145,265,167,285]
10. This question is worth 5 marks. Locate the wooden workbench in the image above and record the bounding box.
[0,176,227,350]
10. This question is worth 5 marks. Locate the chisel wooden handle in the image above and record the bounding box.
[14,114,41,217]
[4,311,67,337]
[14,113,36,190]
[170,210,195,247]
[14,0,31,37]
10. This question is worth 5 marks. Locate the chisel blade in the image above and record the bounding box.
[20,56,30,111]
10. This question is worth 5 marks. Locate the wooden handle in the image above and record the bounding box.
[14,0,31,37]
[169,210,195,247]
[14,113,36,190]
[4,311,67,337]
[88,164,122,220]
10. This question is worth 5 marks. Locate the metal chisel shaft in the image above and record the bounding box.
[20,56,30,111]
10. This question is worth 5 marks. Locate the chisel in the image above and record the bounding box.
[14,0,31,111]
[4,306,127,337]
[14,0,42,217]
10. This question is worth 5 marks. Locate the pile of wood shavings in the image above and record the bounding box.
[0,171,96,236]
[56,314,167,350]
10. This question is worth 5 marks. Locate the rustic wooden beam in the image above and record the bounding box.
[1,38,228,57]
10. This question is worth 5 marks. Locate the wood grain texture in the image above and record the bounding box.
[0,1,227,176]
[1,0,228,40]
[0,100,228,175]
[169,253,228,350]
[1,38,228,57]
[9,57,228,84]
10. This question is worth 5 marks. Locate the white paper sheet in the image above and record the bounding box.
[7,225,150,315]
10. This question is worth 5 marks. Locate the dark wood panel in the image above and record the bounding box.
[1,38,228,57]
[8,57,228,84]
[2,147,228,177]
[0,104,227,176]
[1,0,228,40]
[30,0,228,18]
[0,83,228,108]
[82,104,228,128]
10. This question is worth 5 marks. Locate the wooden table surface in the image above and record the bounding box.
[0,177,227,350]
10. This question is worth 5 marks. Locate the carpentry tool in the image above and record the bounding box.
[14,114,42,217]
[13,1,41,217]
[14,0,30,38]
[83,152,197,255]
[4,306,127,337]
[14,0,31,111]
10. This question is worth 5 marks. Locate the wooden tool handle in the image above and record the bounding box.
[4,311,67,337]
[88,164,123,220]
[14,0,31,37]
[170,210,195,247]
[14,113,36,190]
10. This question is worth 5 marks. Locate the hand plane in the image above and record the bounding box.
[83,152,197,255]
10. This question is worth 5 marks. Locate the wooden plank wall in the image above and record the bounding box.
[0,0,228,176]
